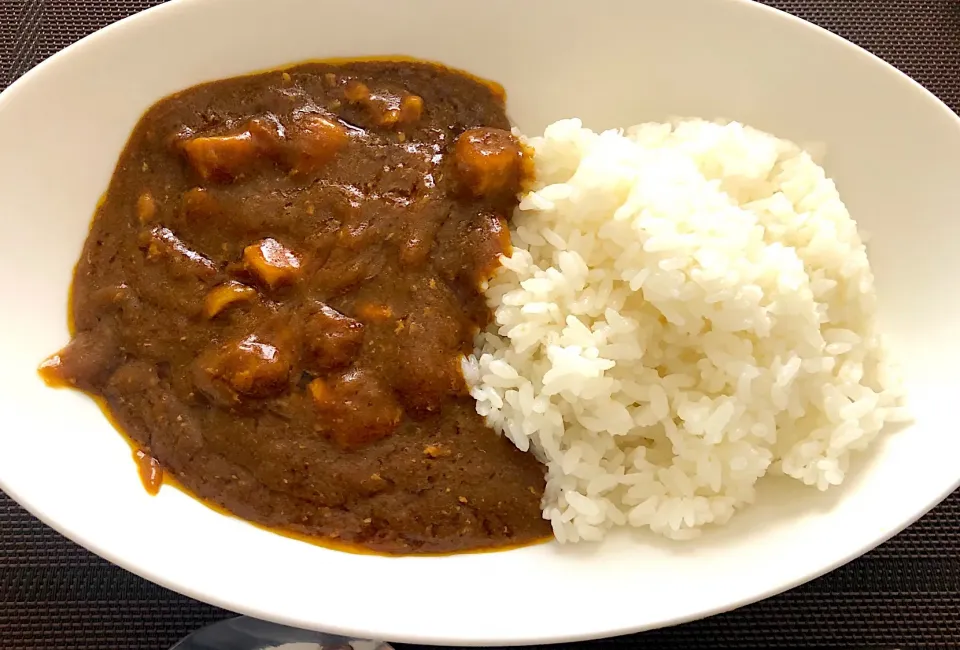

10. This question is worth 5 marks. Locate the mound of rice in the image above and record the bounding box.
[463,118,907,542]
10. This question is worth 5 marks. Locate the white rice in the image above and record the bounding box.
[463,118,907,542]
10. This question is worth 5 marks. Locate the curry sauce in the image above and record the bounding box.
[41,60,549,554]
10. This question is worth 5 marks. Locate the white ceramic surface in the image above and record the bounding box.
[1,0,959,644]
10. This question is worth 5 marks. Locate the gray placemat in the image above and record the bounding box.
[2,1,959,648]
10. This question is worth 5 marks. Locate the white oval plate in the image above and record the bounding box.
[1,0,959,644]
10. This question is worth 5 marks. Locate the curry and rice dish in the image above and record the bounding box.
[42,58,907,553]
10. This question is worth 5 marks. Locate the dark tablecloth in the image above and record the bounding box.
[2,1,959,648]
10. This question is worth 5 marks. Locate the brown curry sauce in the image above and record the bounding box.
[40,59,550,555]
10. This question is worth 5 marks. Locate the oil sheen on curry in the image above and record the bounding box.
[40,60,550,554]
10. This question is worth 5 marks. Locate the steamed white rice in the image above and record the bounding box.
[463,118,907,542]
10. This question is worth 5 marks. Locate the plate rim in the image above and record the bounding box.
[2,0,960,645]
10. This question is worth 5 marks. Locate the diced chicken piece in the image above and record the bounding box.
[308,376,334,403]
[304,304,364,370]
[181,132,258,182]
[309,368,402,448]
[242,238,302,289]
[398,95,423,125]
[246,115,285,154]
[136,192,157,223]
[180,187,222,220]
[287,113,348,174]
[140,226,217,277]
[179,116,283,182]
[203,281,257,319]
[343,80,423,129]
[344,80,371,103]
[194,333,292,404]
[376,93,423,129]
[378,110,401,129]
[354,303,394,323]
[424,445,451,458]
[453,127,526,198]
